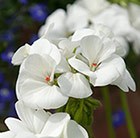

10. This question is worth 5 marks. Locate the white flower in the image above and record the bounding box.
[16,54,68,109]
[0,101,88,138]
[12,38,61,65]
[69,35,136,91]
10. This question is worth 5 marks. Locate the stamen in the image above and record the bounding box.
[91,63,97,72]
[45,76,50,82]
[92,63,97,67]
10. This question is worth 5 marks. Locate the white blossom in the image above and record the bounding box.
[69,35,136,91]
[0,102,88,138]
[16,54,68,109]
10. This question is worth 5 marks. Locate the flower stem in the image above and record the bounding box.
[120,91,137,138]
[102,87,116,138]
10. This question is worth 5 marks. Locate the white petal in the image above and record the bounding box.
[24,54,57,82]
[93,55,125,86]
[64,120,88,138]
[82,0,109,14]
[12,44,30,65]
[92,5,132,37]
[111,70,136,92]
[68,56,94,77]
[15,132,36,138]
[66,4,89,32]
[39,9,67,41]
[16,101,50,134]
[20,79,68,109]
[30,38,61,65]
[133,32,140,55]
[41,113,70,137]
[80,35,103,64]
[125,70,136,92]
[113,36,129,57]
[97,38,116,62]
[71,28,95,42]
[58,72,92,98]
[5,118,29,133]
[91,24,114,39]
[58,39,78,58]
[128,3,140,30]
[0,131,15,138]
[56,55,71,73]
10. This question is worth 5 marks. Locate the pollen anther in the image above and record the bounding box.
[45,76,50,82]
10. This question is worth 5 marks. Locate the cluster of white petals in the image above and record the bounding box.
[5,1,138,137]
[12,22,136,110]
[39,0,140,55]
[0,102,88,138]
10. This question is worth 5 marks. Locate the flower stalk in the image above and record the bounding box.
[102,87,116,138]
[120,91,137,138]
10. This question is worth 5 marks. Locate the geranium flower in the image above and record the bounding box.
[0,101,88,138]
[16,54,68,109]
[69,35,136,91]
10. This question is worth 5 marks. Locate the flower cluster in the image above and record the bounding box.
[12,24,135,110]
[0,0,138,137]
[39,0,140,55]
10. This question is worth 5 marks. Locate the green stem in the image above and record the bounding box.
[102,87,116,138]
[120,91,137,138]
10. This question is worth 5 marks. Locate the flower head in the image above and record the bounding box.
[69,33,136,92]
[16,54,68,109]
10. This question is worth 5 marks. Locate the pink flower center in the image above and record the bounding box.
[45,76,50,82]
[91,63,97,71]
[92,63,97,67]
